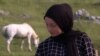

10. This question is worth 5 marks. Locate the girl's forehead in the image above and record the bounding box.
[45,17,55,23]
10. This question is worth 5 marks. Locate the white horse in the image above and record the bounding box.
[2,23,39,53]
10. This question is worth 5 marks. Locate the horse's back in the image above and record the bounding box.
[2,23,38,38]
[21,23,38,38]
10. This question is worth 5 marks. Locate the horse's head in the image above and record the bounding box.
[34,37,39,48]
[31,34,39,48]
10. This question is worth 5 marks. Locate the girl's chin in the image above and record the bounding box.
[50,32,63,37]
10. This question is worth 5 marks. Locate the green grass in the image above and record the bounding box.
[0,0,100,56]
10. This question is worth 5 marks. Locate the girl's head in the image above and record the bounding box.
[44,3,73,37]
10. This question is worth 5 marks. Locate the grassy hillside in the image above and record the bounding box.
[0,0,100,56]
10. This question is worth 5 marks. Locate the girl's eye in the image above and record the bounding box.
[47,23,58,29]
[50,24,57,28]
[46,23,57,28]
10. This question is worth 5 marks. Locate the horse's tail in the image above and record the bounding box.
[2,26,7,33]
[2,26,9,38]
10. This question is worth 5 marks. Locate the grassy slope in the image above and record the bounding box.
[0,0,100,56]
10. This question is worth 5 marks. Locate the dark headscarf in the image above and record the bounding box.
[44,3,81,56]
[44,3,73,33]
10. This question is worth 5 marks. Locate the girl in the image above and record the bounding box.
[35,3,95,56]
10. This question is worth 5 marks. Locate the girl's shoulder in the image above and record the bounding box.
[38,37,53,46]
[76,32,91,43]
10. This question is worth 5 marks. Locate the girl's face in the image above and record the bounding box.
[44,17,63,37]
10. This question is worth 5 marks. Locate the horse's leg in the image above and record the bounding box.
[6,37,13,53]
[21,40,24,50]
[27,35,32,51]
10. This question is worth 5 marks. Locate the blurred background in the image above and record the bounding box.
[0,0,100,56]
